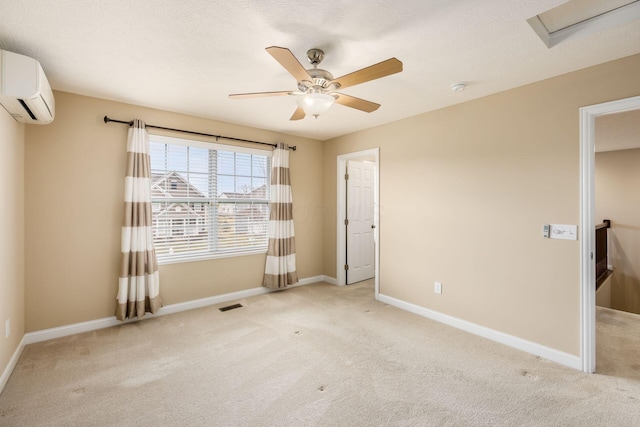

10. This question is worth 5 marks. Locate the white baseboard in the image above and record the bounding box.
[24,275,325,345]
[0,335,26,395]
[321,275,338,285]
[293,275,329,287]
[377,293,582,371]
[293,275,336,286]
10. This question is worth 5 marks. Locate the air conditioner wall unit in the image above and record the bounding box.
[0,49,55,124]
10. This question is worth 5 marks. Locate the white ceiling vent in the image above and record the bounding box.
[528,0,640,48]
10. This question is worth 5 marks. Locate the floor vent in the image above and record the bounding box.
[219,303,243,312]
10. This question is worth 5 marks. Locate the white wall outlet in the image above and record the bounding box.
[5,319,10,339]
[434,282,442,294]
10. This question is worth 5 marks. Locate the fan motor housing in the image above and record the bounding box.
[308,68,334,87]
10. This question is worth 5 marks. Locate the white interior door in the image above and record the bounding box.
[346,160,375,284]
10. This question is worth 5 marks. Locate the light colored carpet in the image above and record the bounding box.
[596,305,640,381]
[1,280,640,426]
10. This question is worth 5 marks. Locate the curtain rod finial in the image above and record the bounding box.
[104,116,110,123]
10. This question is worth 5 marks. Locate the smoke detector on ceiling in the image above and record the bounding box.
[450,82,467,92]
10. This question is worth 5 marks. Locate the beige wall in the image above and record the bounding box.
[595,148,640,315]
[0,108,25,376]
[17,54,640,357]
[25,91,324,332]
[323,54,640,356]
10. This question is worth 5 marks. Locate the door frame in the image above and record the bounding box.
[336,148,380,297]
[579,95,640,373]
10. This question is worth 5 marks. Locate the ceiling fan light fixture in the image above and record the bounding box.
[297,92,335,118]
[230,46,403,121]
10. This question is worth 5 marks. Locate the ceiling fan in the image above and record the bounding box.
[229,46,403,120]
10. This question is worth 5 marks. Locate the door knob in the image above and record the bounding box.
[371,225,376,229]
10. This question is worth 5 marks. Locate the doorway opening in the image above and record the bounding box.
[580,95,640,373]
[336,148,380,297]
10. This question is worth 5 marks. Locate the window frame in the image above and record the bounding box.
[148,134,272,265]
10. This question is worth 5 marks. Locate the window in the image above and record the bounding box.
[149,135,271,263]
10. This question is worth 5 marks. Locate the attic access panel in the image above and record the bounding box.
[528,0,640,47]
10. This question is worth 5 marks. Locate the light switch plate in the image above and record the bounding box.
[550,224,578,240]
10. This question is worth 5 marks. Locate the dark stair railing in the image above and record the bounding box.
[595,219,611,290]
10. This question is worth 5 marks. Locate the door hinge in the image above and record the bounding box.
[590,252,594,260]
[345,173,349,180]
[344,264,349,271]
[344,219,349,226]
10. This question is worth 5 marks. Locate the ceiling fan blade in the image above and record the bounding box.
[334,93,380,113]
[290,107,306,121]
[228,91,292,99]
[331,58,403,90]
[266,46,312,83]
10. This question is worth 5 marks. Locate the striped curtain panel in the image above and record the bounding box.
[116,119,162,320]
[263,143,299,289]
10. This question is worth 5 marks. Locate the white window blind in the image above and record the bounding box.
[149,135,271,263]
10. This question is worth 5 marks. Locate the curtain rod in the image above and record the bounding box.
[103,116,296,151]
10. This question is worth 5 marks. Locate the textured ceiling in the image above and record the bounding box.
[1,0,639,141]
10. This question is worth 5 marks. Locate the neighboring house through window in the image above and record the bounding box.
[149,135,271,263]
